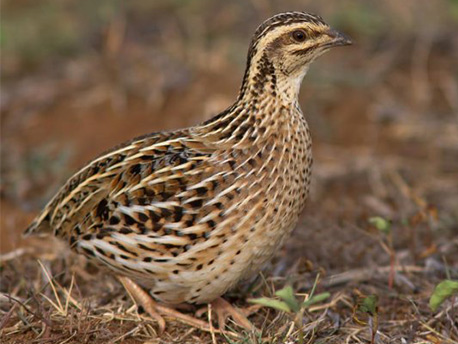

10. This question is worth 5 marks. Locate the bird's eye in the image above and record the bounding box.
[292,30,307,42]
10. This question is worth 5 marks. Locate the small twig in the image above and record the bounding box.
[62,274,81,312]
[2,293,53,327]
[284,320,295,339]
[320,265,424,288]
[56,330,78,344]
[38,260,65,315]
[177,327,197,342]
[429,299,458,323]
[207,303,217,344]
[420,321,458,344]
[446,297,458,338]
[113,324,141,343]
[0,248,30,262]
[0,303,18,330]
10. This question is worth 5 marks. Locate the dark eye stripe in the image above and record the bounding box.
[292,47,314,56]
[310,29,321,37]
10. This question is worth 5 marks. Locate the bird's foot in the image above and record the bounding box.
[117,276,210,332]
[197,297,259,331]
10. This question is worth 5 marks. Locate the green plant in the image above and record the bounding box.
[369,216,396,289]
[353,294,379,344]
[429,280,458,312]
[249,274,330,344]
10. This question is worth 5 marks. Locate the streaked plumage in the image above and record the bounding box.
[26,12,350,311]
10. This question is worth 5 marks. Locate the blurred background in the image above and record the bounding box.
[2,0,457,252]
[2,0,458,262]
[1,0,458,341]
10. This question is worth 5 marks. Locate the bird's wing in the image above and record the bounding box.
[24,129,215,239]
[24,126,269,282]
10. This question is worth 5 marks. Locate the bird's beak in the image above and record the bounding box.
[324,28,352,47]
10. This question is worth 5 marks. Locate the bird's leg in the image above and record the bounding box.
[117,276,211,332]
[117,276,166,331]
[197,297,258,331]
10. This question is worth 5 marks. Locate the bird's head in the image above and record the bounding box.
[240,12,352,102]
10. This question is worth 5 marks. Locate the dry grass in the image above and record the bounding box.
[1,0,458,343]
[1,160,457,343]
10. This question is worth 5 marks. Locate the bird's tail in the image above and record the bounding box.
[24,211,52,237]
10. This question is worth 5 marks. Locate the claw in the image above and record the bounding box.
[118,276,166,332]
[118,277,257,332]
[117,276,210,332]
[198,297,257,331]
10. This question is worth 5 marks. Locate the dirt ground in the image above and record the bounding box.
[1,1,458,343]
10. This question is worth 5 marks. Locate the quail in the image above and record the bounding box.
[25,11,351,330]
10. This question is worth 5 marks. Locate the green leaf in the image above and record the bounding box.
[358,295,378,316]
[302,292,331,308]
[248,297,291,312]
[275,286,300,313]
[429,280,458,312]
[369,216,391,234]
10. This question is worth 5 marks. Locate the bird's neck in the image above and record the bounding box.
[238,51,309,106]
[193,56,308,147]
